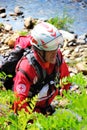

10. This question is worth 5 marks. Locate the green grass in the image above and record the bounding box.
[47,13,74,31]
[0,72,87,129]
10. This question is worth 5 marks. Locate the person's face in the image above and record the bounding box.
[45,49,57,64]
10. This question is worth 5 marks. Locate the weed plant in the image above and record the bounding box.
[0,71,87,129]
[47,12,74,31]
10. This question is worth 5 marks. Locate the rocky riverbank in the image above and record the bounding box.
[0,15,87,78]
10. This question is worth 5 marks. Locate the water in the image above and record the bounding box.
[0,0,87,35]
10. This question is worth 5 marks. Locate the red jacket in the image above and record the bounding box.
[13,35,70,113]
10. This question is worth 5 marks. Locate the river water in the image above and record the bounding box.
[0,0,87,35]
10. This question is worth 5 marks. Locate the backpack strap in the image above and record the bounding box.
[26,52,46,81]
[54,51,62,86]
[56,50,62,67]
[18,68,31,81]
[17,50,46,82]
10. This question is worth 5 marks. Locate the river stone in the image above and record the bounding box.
[76,61,87,75]
[0,7,5,13]
[0,13,7,18]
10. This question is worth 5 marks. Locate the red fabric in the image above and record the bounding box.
[14,35,32,49]
[13,36,70,113]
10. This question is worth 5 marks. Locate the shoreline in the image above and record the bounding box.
[0,0,87,35]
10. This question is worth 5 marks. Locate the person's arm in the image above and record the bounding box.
[13,70,31,113]
[59,59,70,90]
[58,60,70,96]
[13,58,38,113]
[57,50,71,93]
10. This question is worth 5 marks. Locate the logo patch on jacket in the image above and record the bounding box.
[16,84,26,94]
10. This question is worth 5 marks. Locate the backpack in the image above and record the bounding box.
[0,46,29,89]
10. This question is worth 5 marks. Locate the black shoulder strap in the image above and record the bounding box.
[26,52,46,81]
[56,52,62,67]
[53,51,62,85]
[17,51,46,82]
[18,68,31,81]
